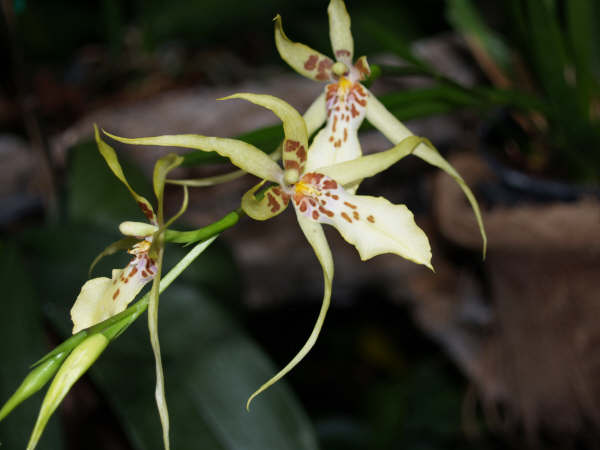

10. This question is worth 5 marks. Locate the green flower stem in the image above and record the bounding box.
[164,209,241,244]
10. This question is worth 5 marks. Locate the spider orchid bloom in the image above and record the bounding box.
[70,127,184,334]
[104,93,436,407]
[274,0,371,176]
[276,0,487,248]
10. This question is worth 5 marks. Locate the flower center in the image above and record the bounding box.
[332,62,349,77]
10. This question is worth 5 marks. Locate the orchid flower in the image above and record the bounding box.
[104,93,441,408]
[70,126,186,449]
[275,0,486,247]
[70,127,166,333]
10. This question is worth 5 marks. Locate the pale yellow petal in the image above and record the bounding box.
[247,212,333,409]
[221,93,309,178]
[103,131,283,184]
[274,14,334,82]
[71,261,155,334]
[328,0,354,63]
[365,92,487,257]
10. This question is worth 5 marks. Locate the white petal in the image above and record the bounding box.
[305,81,368,176]
[292,173,432,268]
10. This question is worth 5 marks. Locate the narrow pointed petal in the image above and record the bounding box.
[94,126,156,224]
[319,135,428,185]
[328,0,354,63]
[274,14,334,82]
[222,93,309,178]
[104,131,283,184]
[71,254,157,333]
[241,181,290,220]
[365,93,487,257]
[27,334,108,450]
[293,173,432,268]
[247,212,333,409]
[305,80,369,176]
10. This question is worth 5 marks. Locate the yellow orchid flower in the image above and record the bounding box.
[70,127,184,334]
[104,93,439,408]
[275,0,486,249]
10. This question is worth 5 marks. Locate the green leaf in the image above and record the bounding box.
[0,244,64,450]
[566,0,599,117]
[446,0,513,75]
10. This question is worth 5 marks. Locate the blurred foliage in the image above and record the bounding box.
[446,0,600,182]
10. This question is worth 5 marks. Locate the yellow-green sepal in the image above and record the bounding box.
[103,130,283,184]
[319,135,427,185]
[94,125,156,223]
[328,0,354,62]
[274,14,334,82]
[222,93,309,179]
[246,212,333,410]
[365,93,487,257]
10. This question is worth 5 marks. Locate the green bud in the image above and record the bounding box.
[119,221,158,237]
[0,352,67,422]
[26,334,109,450]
